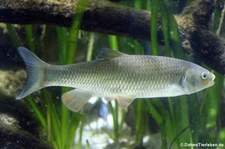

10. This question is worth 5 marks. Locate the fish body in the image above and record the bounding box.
[16,47,215,112]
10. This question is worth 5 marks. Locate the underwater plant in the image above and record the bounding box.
[0,0,225,149]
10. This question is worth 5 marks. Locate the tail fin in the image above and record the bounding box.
[16,47,48,99]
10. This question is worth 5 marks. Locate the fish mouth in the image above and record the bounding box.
[209,73,216,87]
[209,81,215,87]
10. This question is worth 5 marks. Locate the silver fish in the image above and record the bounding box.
[16,47,215,112]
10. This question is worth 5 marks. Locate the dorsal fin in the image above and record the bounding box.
[96,48,127,60]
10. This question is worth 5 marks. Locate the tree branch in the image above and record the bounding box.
[0,0,225,75]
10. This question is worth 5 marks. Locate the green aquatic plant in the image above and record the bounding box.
[4,0,225,149]
[124,0,224,149]
[50,0,88,148]
[6,0,88,149]
[150,0,159,55]
[107,35,122,143]
[6,24,23,47]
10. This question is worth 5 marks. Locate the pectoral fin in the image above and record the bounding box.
[62,89,92,112]
[116,96,134,108]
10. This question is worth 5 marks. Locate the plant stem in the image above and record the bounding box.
[150,0,159,55]
[86,33,95,61]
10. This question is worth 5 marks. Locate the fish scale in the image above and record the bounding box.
[45,56,187,97]
[16,47,215,112]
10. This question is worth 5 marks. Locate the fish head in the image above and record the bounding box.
[181,66,215,94]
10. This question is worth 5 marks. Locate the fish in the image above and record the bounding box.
[16,47,215,112]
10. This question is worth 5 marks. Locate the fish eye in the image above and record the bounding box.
[201,72,208,80]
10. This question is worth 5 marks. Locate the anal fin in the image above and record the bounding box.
[116,96,134,108]
[103,97,115,101]
[62,89,92,112]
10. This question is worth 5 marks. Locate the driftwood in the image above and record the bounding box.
[0,0,225,74]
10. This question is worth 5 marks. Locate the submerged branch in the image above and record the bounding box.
[0,0,225,74]
[190,29,225,74]
[0,0,152,40]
